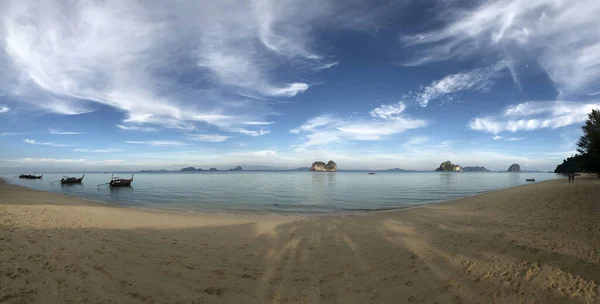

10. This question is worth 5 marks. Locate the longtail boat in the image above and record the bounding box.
[19,174,43,179]
[109,175,133,187]
[61,174,84,185]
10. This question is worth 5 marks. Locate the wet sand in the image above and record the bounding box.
[1,176,599,303]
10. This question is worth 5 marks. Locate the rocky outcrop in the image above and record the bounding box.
[310,160,337,172]
[228,166,243,171]
[508,164,521,172]
[435,161,462,172]
[462,166,491,172]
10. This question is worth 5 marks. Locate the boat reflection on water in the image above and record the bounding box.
[108,185,135,202]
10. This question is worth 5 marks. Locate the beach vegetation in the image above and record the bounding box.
[555,109,600,173]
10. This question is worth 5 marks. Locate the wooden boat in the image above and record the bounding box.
[19,174,43,179]
[368,172,375,175]
[109,175,133,187]
[61,174,84,185]
[525,178,535,182]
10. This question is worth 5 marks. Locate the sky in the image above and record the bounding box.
[1,0,600,172]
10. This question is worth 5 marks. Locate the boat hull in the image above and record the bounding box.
[109,181,132,187]
[61,175,84,185]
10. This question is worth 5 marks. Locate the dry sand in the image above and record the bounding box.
[1,177,599,304]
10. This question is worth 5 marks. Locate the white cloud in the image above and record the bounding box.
[370,101,406,119]
[416,61,510,107]
[73,148,122,153]
[116,124,159,132]
[185,133,230,143]
[292,101,427,148]
[0,132,23,136]
[262,83,310,97]
[252,150,278,157]
[492,135,524,141]
[402,137,430,148]
[290,115,338,134]
[226,128,271,137]
[0,0,352,134]
[242,121,274,126]
[49,129,84,135]
[0,105,9,113]
[125,140,188,147]
[470,101,600,134]
[402,0,600,97]
[23,139,76,147]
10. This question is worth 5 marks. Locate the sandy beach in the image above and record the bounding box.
[1,177,599,304]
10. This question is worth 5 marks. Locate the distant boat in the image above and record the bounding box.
[61,174,84,185]
[525,178,535,182]
[19,174,43,179]
[109,175,134,187]
[368,172,375,175]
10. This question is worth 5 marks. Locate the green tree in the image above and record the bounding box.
[577,109,600,172]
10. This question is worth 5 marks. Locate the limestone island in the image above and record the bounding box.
[310,161,337,172]
[508,164,521,172]
[435,160,462,172]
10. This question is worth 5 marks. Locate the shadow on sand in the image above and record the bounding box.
[1,179,600,303]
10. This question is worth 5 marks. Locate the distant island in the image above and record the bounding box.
[310,161,337,172]
[181,167,202,172]
[432,161,493,172]
[435,160,462,172]
[507,164,521,172]
[141,169,168,172]
[228,166,243,171]
[461,166,491,172]
[380,168,418,172]
[180,167,220,172]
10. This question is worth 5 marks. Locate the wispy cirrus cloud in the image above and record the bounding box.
[469,101,600,134]
[125,140,188,147]
[73,148,122,153]
[49,129,85,135]
[116,124,159,132]
[415,61,511,107]
[242,121,274,126]
[402,0,600,97]
[185,133,230,143]
[0,105,9,113]
[292,101,427,148]
[0,132,23,136]
[23,139,76,147]
[492,135,525,141]
[0,0,362,136]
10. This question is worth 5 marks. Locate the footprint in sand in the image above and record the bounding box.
[204,287,225,296]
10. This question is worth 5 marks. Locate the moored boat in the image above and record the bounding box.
[61,174,84,185]
[19,174,43,179]
[525,178,535,182]
[109,175,134,187]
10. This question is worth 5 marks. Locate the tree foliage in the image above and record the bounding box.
[555,109,600,173]
[577,109,600,172]
[554,154,585,173]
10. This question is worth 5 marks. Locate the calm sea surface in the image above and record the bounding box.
[1,172,560,214]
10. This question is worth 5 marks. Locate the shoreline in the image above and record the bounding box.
[2,176,599,303]
[0,175,561,217]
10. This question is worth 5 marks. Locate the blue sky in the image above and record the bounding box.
[1,0,599,172]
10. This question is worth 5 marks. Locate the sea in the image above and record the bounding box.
[1,172,560,215]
